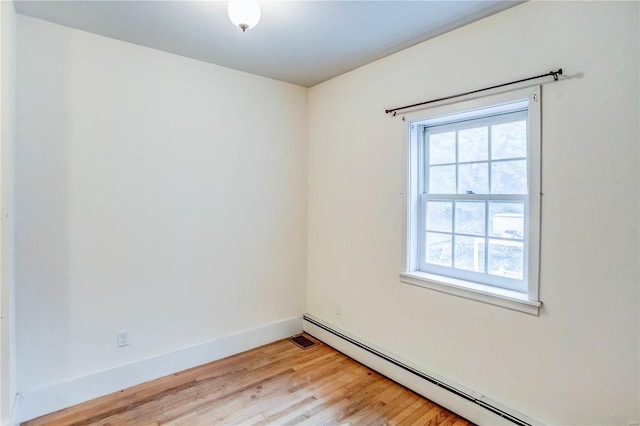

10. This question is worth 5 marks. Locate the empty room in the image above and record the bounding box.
[0,0,638,425]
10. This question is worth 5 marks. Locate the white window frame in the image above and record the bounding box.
[400,86,542,315]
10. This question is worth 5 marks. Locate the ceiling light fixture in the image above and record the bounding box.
[228,0,261,32]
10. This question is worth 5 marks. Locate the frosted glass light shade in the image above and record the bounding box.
[228,0,261,32]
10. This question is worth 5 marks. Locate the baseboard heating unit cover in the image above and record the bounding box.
[289,334,317,349]
[302,314,541,426]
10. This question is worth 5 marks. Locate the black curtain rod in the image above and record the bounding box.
[385,68,563,116]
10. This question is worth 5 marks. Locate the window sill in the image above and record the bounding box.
[400,271,541,315]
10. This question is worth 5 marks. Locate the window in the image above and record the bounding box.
[401,87,541,314]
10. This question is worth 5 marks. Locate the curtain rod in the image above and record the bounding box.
[385,68,563,116]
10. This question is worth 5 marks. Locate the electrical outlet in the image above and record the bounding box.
[117,330,129,347]
[336,303,342,316]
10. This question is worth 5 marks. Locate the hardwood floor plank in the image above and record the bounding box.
[436,412,465,426]
[337,377,394,423]
[365,391,419,426]
[157,368,295,424]
[397,400,437,426]
[23,335,473,426]
[247,366,377,425]
[387,398,430,425]
[160,411,198,426]
[198,372,303,424]
[254,396,317,425]
[254,357,366,424]
[358,388,413,425]
[413,405,445,424]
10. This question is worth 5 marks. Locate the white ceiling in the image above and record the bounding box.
[14,0,522,87]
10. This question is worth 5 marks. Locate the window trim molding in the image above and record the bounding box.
[400,271,541,315]
[401,86,542,315]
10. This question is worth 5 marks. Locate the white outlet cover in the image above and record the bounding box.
[117,330,129,347]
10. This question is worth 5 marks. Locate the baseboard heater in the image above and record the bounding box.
[303,314,531,426]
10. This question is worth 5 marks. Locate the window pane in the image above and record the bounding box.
[492,120,527,160]
[489,202,524,239]
[488,239,523,280]
[458,127,488,162]
[429,132,456,165]
[455,236,485,273]
[458,163,488,194]
[426,201,452,232]
[429,165,456,194]
[455,201,485,235]
[425,232,452,267]
[491,160,527,194]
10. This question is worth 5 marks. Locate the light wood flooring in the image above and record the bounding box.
[24,334,473,425]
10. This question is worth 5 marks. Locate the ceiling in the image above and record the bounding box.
[14,0,522,87]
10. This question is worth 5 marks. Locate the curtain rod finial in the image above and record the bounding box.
[553,68,563,81]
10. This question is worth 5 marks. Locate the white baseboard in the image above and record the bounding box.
[2,393,20,426]
[16,316,302,423]
[303,314,541,426]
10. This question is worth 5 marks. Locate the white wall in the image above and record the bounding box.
[16,15,307,395]
[307,1,639,424]
[12,2,640,424]
[0,1,16,424]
